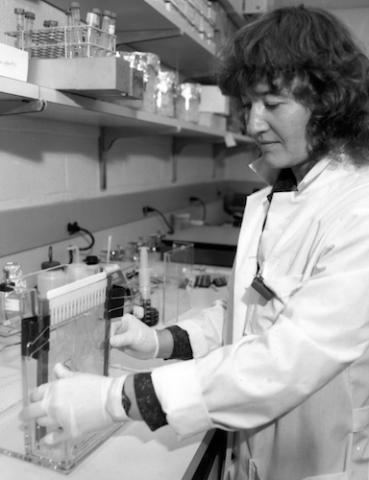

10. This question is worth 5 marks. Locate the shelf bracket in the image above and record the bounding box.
[98,127,122,191]
[99,126,179,190]
[0,98,46,116]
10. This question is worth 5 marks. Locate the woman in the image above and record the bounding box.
[22,6,369,479]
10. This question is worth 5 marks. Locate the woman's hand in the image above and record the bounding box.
[110,312,159,359]
[21,363,129,445]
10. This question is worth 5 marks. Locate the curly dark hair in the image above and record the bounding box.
[218,6,369,162]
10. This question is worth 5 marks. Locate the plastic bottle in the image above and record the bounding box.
[37,246,66,298]
[66,246,90,282]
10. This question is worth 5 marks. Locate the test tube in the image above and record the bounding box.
[101,10,111,32]
[109,11,117,35]
[14,8,25,49]
[70,1,82,56]
[92,8,102,54]
[24,11,35,52]
[65,9,72,57]
[70,1,81,25]
[101,10,111,51]
[92,8,102,28]
[85,10,100,57]
[108,11,117,53]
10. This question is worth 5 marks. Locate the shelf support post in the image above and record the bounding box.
[98,127,121,191]
[171,138,189,183]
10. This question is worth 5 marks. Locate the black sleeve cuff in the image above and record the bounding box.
[165,325,193,360]
[134,372,168,431]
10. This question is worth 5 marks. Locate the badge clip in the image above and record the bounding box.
[251,274,276,301]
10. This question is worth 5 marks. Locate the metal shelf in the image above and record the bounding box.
[44,0,218,78]
[0,77,252,143]
[0,80,254,190]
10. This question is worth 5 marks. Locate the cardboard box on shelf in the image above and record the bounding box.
[0,43,29,81]
[199,85,230,115]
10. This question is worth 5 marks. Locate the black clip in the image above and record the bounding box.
[251,275,276,301]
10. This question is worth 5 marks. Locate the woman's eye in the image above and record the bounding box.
[264,102,280,110]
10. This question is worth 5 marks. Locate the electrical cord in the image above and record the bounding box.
[67,222,95,251]
[142,206,174,234]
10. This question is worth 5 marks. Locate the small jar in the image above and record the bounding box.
[156,70,177,117]
[176,82,201,123]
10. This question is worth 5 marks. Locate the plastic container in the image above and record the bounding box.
[156,70,177,117]
[37,269,66,299]
[120,51,160,113]
[172,212,191,231]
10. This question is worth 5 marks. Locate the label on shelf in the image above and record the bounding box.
[0,43,29,81]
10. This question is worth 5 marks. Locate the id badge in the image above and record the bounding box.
[251,274,276,301]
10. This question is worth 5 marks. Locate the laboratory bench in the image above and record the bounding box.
[0,265,230,480]
[163,224,240,268]
[0,422,224,480]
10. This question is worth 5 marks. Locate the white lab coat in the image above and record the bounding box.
[152,156,369,480]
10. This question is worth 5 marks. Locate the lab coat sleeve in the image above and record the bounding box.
[175,297,228,358]
[152,208,369,437]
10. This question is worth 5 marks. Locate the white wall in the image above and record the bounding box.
[0,0,229,274]
[334,8,369,55]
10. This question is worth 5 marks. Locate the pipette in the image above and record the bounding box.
[138,246,159,326]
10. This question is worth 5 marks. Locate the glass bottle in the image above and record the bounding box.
[156,70,177,117]
[0,262,26,333]
[121,52,160,113]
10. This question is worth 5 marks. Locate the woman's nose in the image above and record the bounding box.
[246,102,268,137]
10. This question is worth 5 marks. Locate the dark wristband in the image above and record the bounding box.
[166,325,193,360]
[134,372,167,431]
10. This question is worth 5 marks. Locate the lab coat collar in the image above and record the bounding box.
[249,156,333,191]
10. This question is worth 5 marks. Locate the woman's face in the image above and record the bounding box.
[243,82,312,180]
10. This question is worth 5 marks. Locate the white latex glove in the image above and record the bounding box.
[110,310,159,360]
[21,363,128,445]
